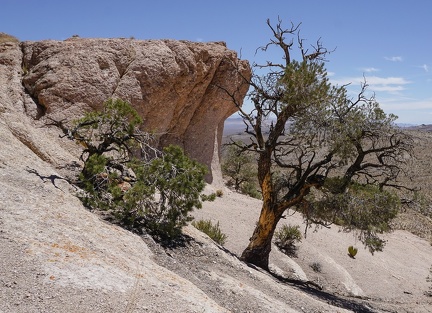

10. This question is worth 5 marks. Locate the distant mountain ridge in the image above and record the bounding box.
[224,117,432,136]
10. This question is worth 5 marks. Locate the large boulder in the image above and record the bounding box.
[21,38,251,183]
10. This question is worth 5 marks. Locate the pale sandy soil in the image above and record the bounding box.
[193,185,432,312]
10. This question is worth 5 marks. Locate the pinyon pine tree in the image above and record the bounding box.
[220,18,414,270]
[50,98,207,240]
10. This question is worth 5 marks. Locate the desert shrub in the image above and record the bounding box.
[192,219,227,245]
[310,262,322,273]
[274,224,302,256]
[426,265,432,297]
[201,190,223,201]
[201,193,217,202]
[58,99,207,240]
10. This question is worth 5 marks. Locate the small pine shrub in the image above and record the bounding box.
[274,224,302,256]
[192,219,227,245]
[222,144,254,186]
[216,189,223,197]
[61,99,207,242]
[136,145,207,240]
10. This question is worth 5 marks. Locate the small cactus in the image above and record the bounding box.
[348,245,358,258]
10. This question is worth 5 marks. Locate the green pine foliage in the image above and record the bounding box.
[135,145,207,240]
[201,193,217,202]
[304,178,400,253]
[63,99,207,241]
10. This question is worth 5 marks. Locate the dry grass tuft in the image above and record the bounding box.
[0,32,19,44]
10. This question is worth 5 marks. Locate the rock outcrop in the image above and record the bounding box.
[20,37,251,183]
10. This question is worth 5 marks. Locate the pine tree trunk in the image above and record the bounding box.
[240,152,281,270]
[240,202,281,270]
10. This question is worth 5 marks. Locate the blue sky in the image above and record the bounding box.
[1,0,431,124]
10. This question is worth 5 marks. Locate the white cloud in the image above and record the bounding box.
[379,97,432,110]
[384,56,403,62]
[366,76,411,85]
[421,64,429,72]
[361,67,380,73]
[379,98,432,124]
[372,85,405,92]
[331,76,411,93]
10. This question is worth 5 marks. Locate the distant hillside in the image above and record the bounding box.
[223,117,246,136]
[225,117,432,136]
[223,117,274,138]
[404,124,432,132]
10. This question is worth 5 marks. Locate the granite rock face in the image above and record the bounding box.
[21,38,251,183]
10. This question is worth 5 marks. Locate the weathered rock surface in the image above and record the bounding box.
[21,37,250,183]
